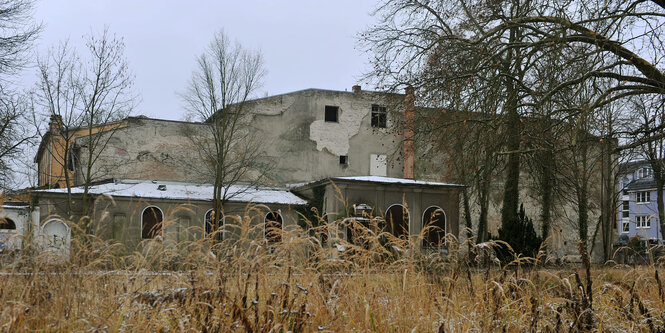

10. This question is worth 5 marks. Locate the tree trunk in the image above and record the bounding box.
[500,25,521,228]
[539,148,553,247]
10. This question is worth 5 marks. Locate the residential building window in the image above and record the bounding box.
[637,215,651,228]
[622,220,630,233]
[636,191,651,203]
[622,201,629,218]
[371,104,387,128]
[325,106,339,123]
[637,167,653,179]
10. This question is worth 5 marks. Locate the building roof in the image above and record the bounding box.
[34,179,307,206]
[290,175,466,190]
[626,178,658,191]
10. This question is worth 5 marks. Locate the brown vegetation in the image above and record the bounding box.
[1,205,664,332]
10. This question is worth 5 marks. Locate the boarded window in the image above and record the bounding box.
[265,211,283,243]
[422,207,446,247]
[370,154,387,176]
[325,106,339,122]
[371,104,386,128]
[142,206,163,239]
[111,214,126,240]
[0,218,16,230]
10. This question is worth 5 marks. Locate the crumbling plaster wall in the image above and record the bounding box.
[75,118,212,184]
[245,89,405,184]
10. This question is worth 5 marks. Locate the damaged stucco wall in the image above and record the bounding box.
[74,118,213,184]
[244,89,406,184]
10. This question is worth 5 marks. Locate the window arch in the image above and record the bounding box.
[141,206,163,239]
[422,206,446,247]
[0,217,16,230]
[384,204,410,239]
[204,209,224,239]
[265,210,283,243]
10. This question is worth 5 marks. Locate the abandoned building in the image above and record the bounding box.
[19,85,464,256]
[0,85,610,261]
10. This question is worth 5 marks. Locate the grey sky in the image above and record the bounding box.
[29,0,379,121]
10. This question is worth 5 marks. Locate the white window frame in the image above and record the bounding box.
[636,215,651,229]
[636,191,651,203]
[637,167,653,179]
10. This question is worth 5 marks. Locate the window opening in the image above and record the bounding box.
[371,104,387,128]
[340,155,348,165]
[637,215,651,228]
[265,211,283,243]
[422,206,446,248]
[141,206,163,239]
[0,218,16,230]
[325,106,339,123]
[385,204,409,239]
[636,191,651,203]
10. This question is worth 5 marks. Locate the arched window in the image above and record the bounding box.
[142,206,163,239]
[265,211,283,243]
[204,209,224,239]
[0,217,16,230]
[422,206,446,247]
[385,204,410,239]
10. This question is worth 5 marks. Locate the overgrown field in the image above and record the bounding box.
[1,212,663,332]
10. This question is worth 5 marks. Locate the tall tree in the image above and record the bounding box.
[34,29,136,223]
[182,30,268,234]
[0,0,40,189]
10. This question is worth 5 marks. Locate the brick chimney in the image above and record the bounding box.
[49,114,63,134]
[352,85,361,93]
[403,86,415,179]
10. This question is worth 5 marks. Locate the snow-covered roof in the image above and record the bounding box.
[35,179,307,206]
[290,176,466,189]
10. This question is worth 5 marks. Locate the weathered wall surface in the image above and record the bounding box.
[293,180,460,242]
[74,118,212,185]
[37,192,301,252]
[244,89,406,184]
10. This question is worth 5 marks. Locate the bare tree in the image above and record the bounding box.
[182,30,268,233]
[34,29,136,223]
[0,0,40,190]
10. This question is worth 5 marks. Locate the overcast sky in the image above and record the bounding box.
[27,0,380,121]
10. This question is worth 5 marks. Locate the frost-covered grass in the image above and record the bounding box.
[1,208,663,331]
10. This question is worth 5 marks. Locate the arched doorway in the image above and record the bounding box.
[265,211,283,243]
[422,206,446,247]
[142,206,163,239]
[385,204,409,239]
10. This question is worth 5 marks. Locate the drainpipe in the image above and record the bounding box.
[403,86,415,179]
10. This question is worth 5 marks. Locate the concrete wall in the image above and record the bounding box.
[0,205,31,251]
[37,192,302,252]
[74,117,212,185]
[234,88,407,184]
[294,180,460,244]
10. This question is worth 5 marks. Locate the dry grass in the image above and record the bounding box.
[1,206,664,332]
